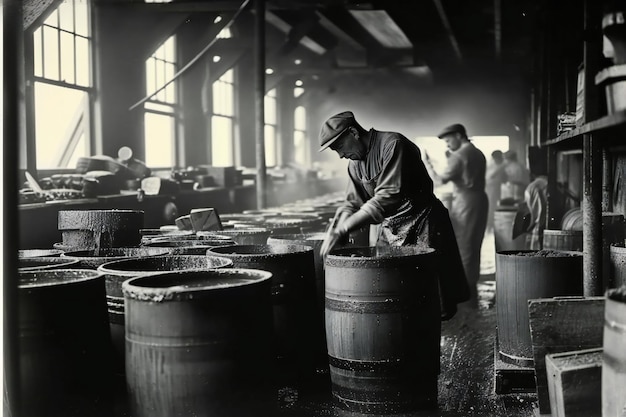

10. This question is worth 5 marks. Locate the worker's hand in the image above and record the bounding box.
[320,228,347,260]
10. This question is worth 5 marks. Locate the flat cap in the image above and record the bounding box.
[318,111,355,152]
[437,123,467,138]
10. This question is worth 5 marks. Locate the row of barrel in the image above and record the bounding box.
[16,196,439,416]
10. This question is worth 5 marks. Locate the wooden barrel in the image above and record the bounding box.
[61,247,172,269]
[610,244,626,289]
[206,244,318,386]
[266,233,331,374]
[602,287,626,417]
[97,255,233,373]
[325,246,440,413]
[18,249,64,258]
[58,209,144,250]
[561,207,583,231]
[494,207,527,252]
[19,269,113,417]
[542,229,583,251]
[123,269,274,417]
[198,228,272,245]
[18,256,80,272]
[495,250,584,367]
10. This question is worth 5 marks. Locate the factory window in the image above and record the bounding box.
[211,69,236,166]
[264,88,278,167]
[32,0,92,169]
[144,35,178,167]
[294,106,308,165]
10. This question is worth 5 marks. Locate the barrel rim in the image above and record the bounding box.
[325,246,436,267]
[267,232,327,242]
[61,247,172,260]
[97,254,234,276]
[207,243,315,256]
[495,249,583,258]
[18,257,81,272]
[121,268,273,301]
[19,268,104,288]
[542,229,583,235]
[197,228,271,236]
[18,249,64,258]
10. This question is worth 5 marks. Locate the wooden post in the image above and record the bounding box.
[4,1,22,414]
[582,0,603,296]
[254,0,267,209]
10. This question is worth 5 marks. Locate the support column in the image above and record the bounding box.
[4,1,22,414]
[254,0,267,209]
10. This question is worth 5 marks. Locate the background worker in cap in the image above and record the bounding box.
[424,123,488,308]
[318,111,469,320]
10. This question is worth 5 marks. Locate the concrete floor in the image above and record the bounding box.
[273,230,540,417]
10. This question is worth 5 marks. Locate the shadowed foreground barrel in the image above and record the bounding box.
[325,246,440,414]
[603,287,626,417]
[123,269,274,417]
[97,255,233,373]
[610,244,626,288]
[542,229,583,251]
[496,250,583,366]
[19,269,113,417]
[207,244,317,386]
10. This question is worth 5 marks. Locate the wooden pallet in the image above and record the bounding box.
[494,339,536,395]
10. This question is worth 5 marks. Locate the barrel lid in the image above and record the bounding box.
[122,268,272,301]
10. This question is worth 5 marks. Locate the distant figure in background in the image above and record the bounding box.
[317,111,469,320]
[485,150,507,232]
[502,150,530,202]
[426,123,488,308]
[524,147,548,249]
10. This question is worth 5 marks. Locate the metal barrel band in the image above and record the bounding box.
[324,297,405,314]
[328,355,404,374]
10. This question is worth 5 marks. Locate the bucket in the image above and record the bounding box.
[542,229,583,251]
[602,286,626,417]
[324,246,440,413]
[495,250,583,367]
[206,244,318,386]
[198,228,272,245]
[97,255,234,373]
[19,269,113,417]
[61,247,172,269]
[123,269,274,417]
[58,209,144,251]
[19,256,80,272]
[494,207,527,251]
[610,244,626,289]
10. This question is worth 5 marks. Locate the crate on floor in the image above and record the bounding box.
[545,347,602,417]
